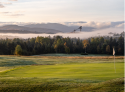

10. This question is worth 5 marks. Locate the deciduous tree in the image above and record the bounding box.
[15,45,22,55]
[82,40,89,53]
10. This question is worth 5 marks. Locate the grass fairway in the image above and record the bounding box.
[0,55,124,92]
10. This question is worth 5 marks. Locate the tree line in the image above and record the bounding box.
[0,35,124,55]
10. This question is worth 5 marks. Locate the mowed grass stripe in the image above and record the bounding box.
[0,63,123,81]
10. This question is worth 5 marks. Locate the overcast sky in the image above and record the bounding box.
[0,0,124,23]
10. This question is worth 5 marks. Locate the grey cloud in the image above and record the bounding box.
[0,3,5,8]
[115,23,124,28]
[0,12,10,14]
[62,21,124,31]
[0,11,24,17]
[111,21,124,27]
[65,21,87,24]
[0,2,12,8]
[3,2,12,5]
[0,22,30,27]
[8,0,18,1]
[10,14,24,16]
[59,21,124,32]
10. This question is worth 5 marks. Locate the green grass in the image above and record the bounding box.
[0,55,124,92]
[0,63,123,80]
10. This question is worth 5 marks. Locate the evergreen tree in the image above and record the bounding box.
[106,45,110,54]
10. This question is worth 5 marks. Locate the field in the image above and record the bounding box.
[0,55,124,92]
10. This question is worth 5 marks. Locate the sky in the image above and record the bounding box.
[0,0,124,23]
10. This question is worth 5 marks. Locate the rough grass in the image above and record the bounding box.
[0,56,123,67]
[0,78,124,92]
[0,55,124,92]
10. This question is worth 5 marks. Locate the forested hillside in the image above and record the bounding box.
[0,35,124,55]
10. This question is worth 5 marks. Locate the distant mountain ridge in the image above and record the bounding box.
[25,23,95,32]
[0,25,61,34]
[25,23,75,33]
[0,23,96,34]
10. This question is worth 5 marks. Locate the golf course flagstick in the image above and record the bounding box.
[113,47,116,73]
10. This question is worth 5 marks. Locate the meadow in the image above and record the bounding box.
[0,55,124,92]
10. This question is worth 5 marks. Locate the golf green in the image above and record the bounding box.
[1,63,123,81]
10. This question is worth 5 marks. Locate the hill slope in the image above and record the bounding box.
[0,25,60,34]
[25,23,75,33]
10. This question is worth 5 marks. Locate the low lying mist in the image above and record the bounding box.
[0,27,123,39]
